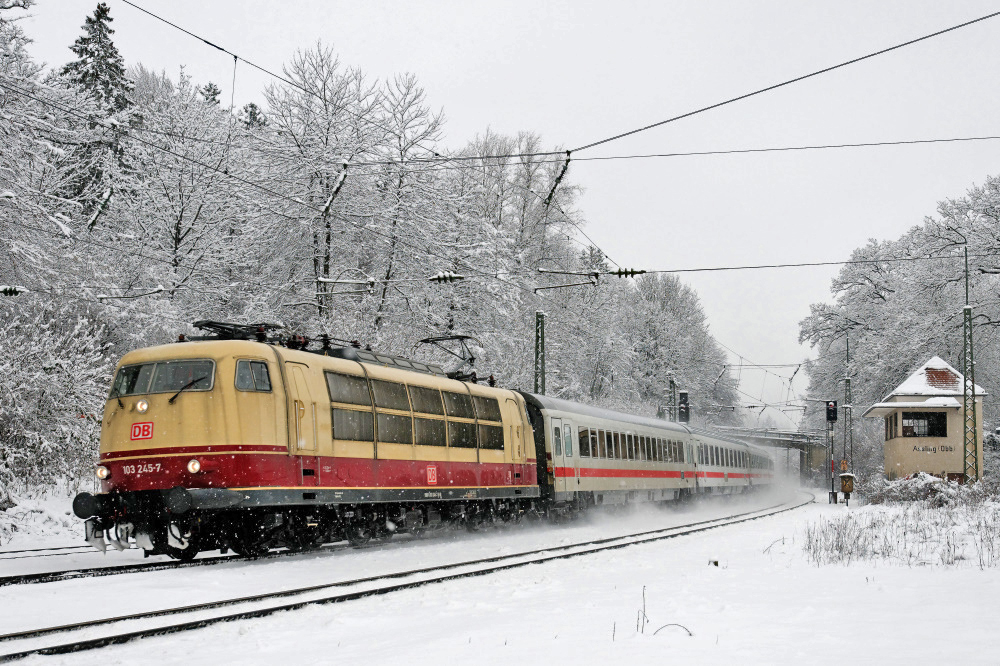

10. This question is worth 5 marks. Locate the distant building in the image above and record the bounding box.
[862,356,985,482]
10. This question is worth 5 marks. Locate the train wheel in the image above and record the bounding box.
[167,540,199,561]
[347,523,373,547]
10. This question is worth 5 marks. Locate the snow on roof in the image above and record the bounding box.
[862,396,962,418]
[884,356,986,399]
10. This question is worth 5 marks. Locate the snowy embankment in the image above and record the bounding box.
[5,487,999,665]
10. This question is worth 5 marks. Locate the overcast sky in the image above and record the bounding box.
[20,1,1000,427]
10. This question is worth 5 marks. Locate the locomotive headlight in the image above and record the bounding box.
[136,399,149,414]
[95,465,111,480]
[186,459,202,474]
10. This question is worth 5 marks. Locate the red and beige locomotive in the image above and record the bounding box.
[73,322,774,559]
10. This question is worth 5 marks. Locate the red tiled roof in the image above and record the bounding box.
[925,368,959,390]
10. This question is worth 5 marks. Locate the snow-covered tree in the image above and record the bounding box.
[60,2,132,114]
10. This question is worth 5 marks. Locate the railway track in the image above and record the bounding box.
[0,545,93,561]
[0,492,814,662]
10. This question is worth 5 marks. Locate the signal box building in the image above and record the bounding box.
[862,356,985,482]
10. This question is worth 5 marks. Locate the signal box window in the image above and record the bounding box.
[449,420,478,448]
[901,412,947,437]
[235,360,271,392]
[371,380,410,411]
[442,391,476,419]
[409,386,444,415]
[414,417,446,447]
[332,408,374,442]
[325,372,371,406]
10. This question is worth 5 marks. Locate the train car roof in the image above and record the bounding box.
[519,392,771,454]
[519,392,692,435]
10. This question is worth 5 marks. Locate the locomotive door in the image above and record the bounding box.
[506,398,524,485]
[287,364,319,486]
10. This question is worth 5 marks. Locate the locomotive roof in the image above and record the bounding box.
[520,392,770,454]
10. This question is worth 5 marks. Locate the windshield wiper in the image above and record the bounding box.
[110,387,124,408]
[168,376,208,404]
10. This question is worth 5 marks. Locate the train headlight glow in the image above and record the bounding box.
[136,399,148,414]
[186,459,202,474]
[95,465,111,480]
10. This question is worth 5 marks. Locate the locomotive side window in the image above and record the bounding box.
[479,424,504,450]
[325,372,372,406]
[414,417,446,446]
[235,360,271,392]
[442,391,476,419]
[371,380,410,411]
[409,386,444,415]
[553,425,562,456]
[332,408,374,442]
[449,420,478,448]
[578,427,591,457]
[377,412,413,444]
[473,396,502,422]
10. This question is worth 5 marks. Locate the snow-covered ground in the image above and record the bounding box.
[5,488,1000,665]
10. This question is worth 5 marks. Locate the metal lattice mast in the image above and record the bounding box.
[534,311,546,395]
[962,247,979,483]
[667,376,677,421]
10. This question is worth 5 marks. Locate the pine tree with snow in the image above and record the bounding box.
[200,81,221,105]
[61,2,132,114]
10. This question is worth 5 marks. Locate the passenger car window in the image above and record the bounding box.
[578,427,591,457]
[564,427,573,457]
[325,372,371,406]
[553,426,562,456]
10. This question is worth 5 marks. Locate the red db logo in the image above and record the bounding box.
[427,465,438,485]
[131,422,153,440]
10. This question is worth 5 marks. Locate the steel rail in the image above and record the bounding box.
[0,492,814,662]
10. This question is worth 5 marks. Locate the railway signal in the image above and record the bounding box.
[826,400,838,422]
[678,391,690,423]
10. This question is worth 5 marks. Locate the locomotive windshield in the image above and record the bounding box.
[110,359,215,398]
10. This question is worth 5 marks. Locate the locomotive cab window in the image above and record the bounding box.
[112,359,215,397]
[235,360,271,392]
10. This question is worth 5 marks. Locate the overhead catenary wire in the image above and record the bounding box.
[571,10,1000,153]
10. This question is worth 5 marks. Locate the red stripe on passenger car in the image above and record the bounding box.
[553,467,687,479]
